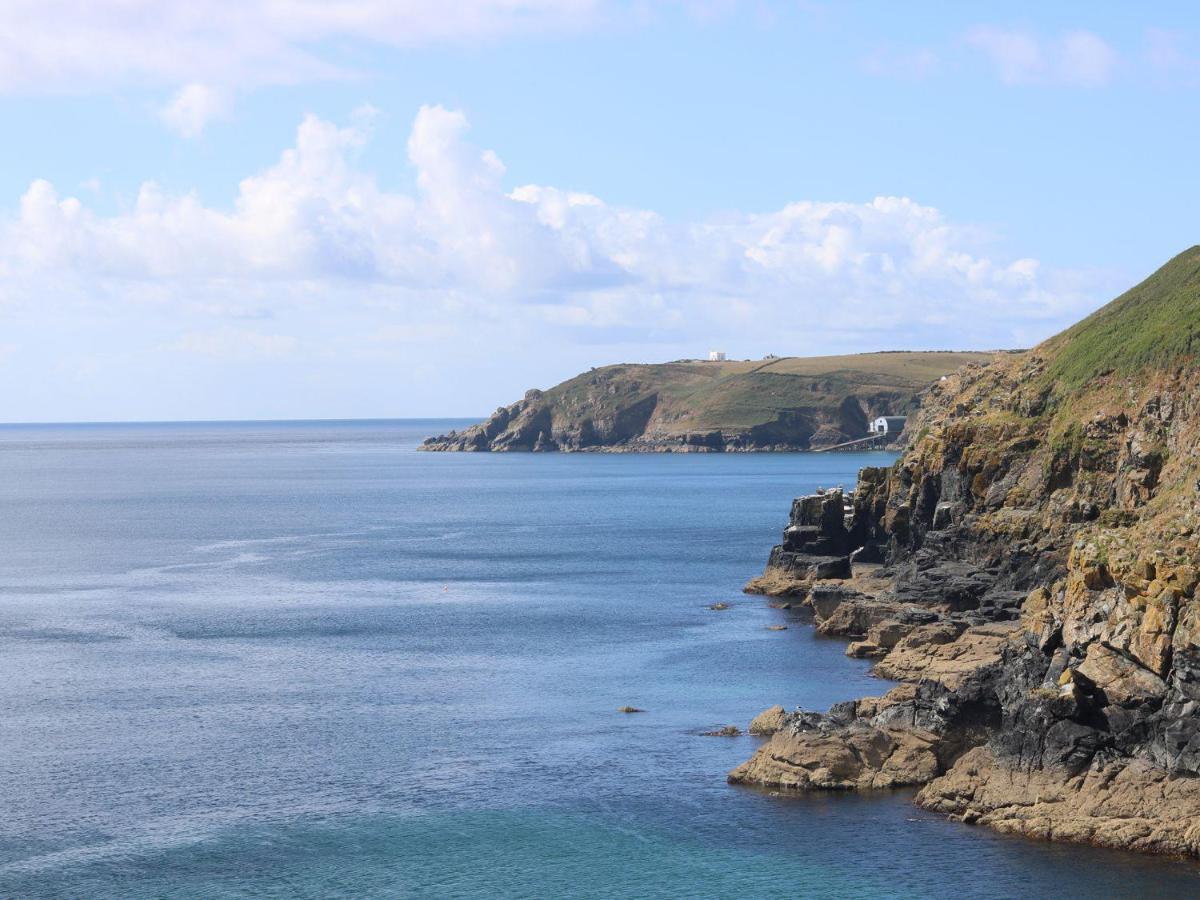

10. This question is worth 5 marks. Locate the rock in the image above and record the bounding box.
[748,705,788,735]
[728,719,941,790]
[917,746,1200,858]
[853,684,920,719]
[743,571,809,596]
[867,618,911,650]
[709,602,731,611]
[816,600,903,639]
[751,489,858,594]
[766,624,788,631]
[1075,642,1167,705]
[873,623,1018,689]
[809,584,859,620]
[705,725,743,737]
[846,640,887,659]
[734,267,1200,858]
[617,706,645,713]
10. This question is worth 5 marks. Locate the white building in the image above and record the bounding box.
[708,350,727,361]
[869,416,907,435]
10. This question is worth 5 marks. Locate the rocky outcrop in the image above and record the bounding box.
[420,353,996,452]
[748,705,788,735]
[918,746,1200,857]
[733,248,1200,860]
[729,714,941,790]
[745,490,855,591]
[872,622,1019,689]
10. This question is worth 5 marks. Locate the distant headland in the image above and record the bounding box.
[420,350,1001,453]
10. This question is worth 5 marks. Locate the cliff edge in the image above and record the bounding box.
[420,352,997,452]
[734,246,1200,858]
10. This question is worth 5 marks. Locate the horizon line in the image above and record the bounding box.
[0,416,484,428]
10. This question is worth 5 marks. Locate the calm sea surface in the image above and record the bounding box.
[0,419,1197,898]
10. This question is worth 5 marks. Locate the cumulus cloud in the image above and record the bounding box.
[0,104,1103,360]
[160,83,228,137]
[964,26,1117,86]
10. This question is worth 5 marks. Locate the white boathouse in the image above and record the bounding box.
[869,416,907,435]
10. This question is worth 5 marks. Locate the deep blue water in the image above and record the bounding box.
[0,419,1197,898]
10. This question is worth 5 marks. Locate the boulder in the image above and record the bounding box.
[748,705,788,735]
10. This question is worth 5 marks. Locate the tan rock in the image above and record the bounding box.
[748,705,788,735]
[873,622,1019,689]
[743,571,809,597]
[815,600,902,638]
[867,618,910,650]
[728,723,941,790]
[845,640,887,659]
[918,746,1200,858]
[1075,642,1166,704]
[854,683,919,719]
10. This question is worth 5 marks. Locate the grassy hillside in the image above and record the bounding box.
[1042,245,1200,390]
[422,350,998,451]
[545,352,998,434]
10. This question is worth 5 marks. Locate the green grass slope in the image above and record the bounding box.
[422,350,999,451]
[1042,245,1200,390]
[542,352,998,436]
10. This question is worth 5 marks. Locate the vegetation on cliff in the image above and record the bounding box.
[735,246,1200,858]
[1041,244,1200,390]
[420,351,997,452]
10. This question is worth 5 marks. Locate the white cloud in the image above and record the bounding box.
[964,26,1117,86]
[0,104,1105,363]
[0,0,608,94]
[1059,30,1118,86]
[1143,28,1200,85]
[965,26,1044,84]
[160,83,228,137]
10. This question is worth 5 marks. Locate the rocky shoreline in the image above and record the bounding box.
[420,387,901,452]
[729,307,1200,860]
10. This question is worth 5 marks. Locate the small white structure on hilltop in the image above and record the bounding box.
[708,350,727,361]
[869,416,907,435]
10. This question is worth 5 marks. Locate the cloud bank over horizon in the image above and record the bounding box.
[0,103,1114,420]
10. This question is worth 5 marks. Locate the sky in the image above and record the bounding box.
[2,1,1199,421]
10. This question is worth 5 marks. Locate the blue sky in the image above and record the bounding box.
[2,1,1199,421]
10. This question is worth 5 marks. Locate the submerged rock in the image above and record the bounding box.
[704,725,743,737]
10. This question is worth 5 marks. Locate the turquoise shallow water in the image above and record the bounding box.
[0,419,1197,898]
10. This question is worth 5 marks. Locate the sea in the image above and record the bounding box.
[0,419,1196,898]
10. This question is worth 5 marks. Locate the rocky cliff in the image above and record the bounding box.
[420,352,997,452]
[734,246,1200,858]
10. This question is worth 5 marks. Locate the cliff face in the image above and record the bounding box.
[419,352,997,452]
[734,247,1200,858]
